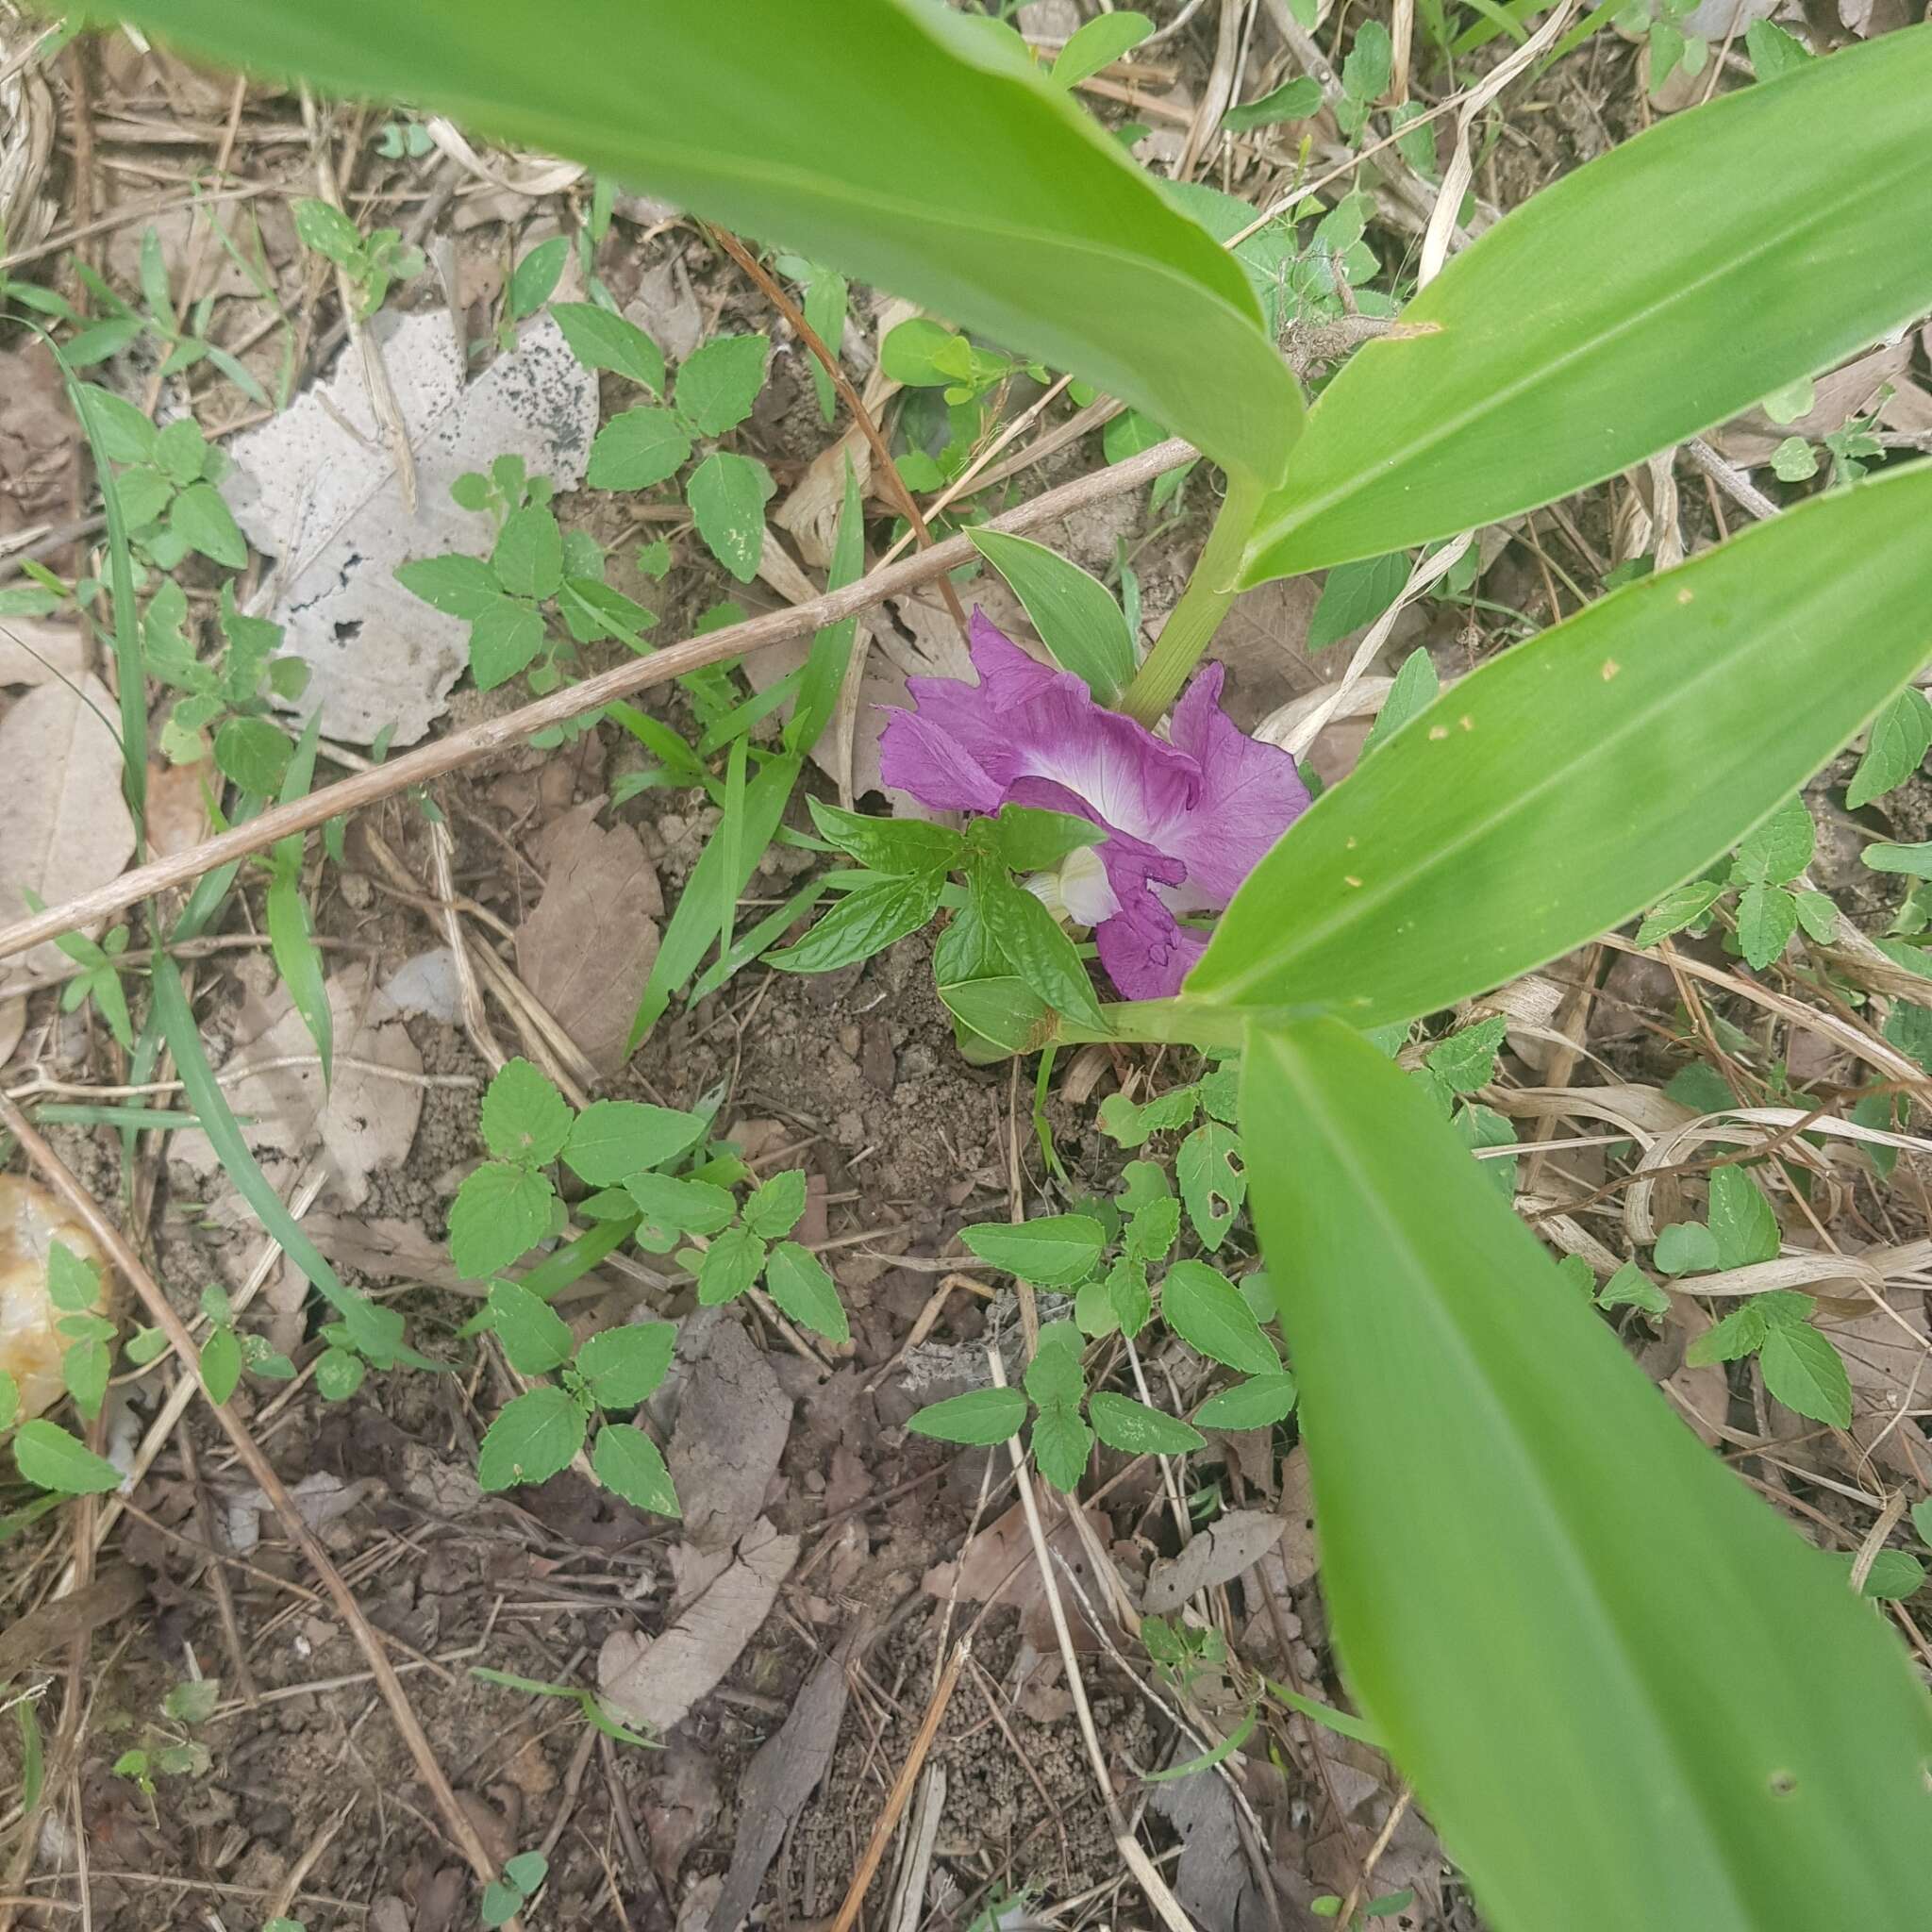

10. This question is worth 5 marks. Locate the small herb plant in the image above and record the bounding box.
[451,1060,848,1511]
[480,1851,548,1928]
[111,1677,219,1810]
[291,197,425,318]
[73,384,250,574]
[1,224,270,405]
[575,321,776,581]
[144,581,310,789]
[1636,797,1837,970]
[478,1278,679,1511]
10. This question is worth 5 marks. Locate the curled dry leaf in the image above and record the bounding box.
[0,1174,112,1422]
[0,673,137,978]
[223,310,598,744]
[597,1516,799,1735]
[516,799,663,1077]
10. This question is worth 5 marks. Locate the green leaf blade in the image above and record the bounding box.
[1241,1016,1932,1932]
[476,1385,586,1491]
[1191,467,1932,1027]
[967,530,1135,703]
[1241,29,1932,578]
[104,0,1299,485]
[908,1386,1028,1445]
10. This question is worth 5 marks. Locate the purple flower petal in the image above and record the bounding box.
[880,611,1201,840]
[1160,662,1311,910]
[875,612,1309,1002]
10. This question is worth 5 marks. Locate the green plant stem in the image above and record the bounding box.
[1118,472,1262,725]
[1048,997,1254,1051]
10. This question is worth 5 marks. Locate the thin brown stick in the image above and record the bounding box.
[0,1096,509,1910]
[826,1638,970,1932]
[0,436,1193,964]
[705,223,971,643]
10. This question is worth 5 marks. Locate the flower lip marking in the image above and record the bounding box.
[877,610,1310,998]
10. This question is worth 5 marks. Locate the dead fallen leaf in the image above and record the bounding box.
[1149,1771,1263,1932]
[144,757,216,859]
[626,260,703,366]
[0,997,22,1072]
[0,617,83,688]
[224,310,599,744]
[0,1166,113,1424]
[0,673,136,976]
[173,963,424,1208]
[0,341,74,537]
[667,1316,792,1555]
[1275,1443,1319,1590]
[708,1629,859,1932]
[516,800,663,1077]
[922,1496,1109,1647]
[0,1565,143,1679]
[1143,1508,1288,1616]
[642,1744,722,1891]
[598,1517,799,1734]
[1827,1290,1931,1483]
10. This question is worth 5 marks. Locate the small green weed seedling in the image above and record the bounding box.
[111,1676,219,1812]
[71,384,249,574]
[0,223,270,406]
[480,1851,547,1928]
[578,324,775,581]
[453,1058,849,1511]
[291,196,424,318]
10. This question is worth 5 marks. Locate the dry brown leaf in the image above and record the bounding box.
[1148,1773,1262,1932]
[515,799,662,1077]
[597,1516,799,1734]
[1208,578,1324,731]
[173,963,424,1208]
[0,673,136,976]
[0,617,83,688]
[921,1495,1110,1646]
[0,1174,113,1419]
[1827,1290,1932,1483]
[145,757,215,858]
[0,996,22,1074]
[0,342,74,538]
[708,1633,857,1932]
[667,1315,792,1555]
[642,1744,722,1891]
[1143,1507,1288,1615]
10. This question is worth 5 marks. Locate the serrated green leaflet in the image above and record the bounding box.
[765,1241,848,1344]
[564,1101,708,1185]
[113,0,1297,484]
[591,1423,680,1516]
[1191,466,1932,1026]
[1088,1391,1205,1456]
[13,1421,122,1494]
[1241,1017,1932,1932]
[960,1216,1106,1286]
[476,1385,584,1491]
[908,1387,1028,1445]
[1241,27,1932,578]
[1161,1260,1280,1375]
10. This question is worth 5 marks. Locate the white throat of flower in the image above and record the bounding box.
[1023,842,1118,928]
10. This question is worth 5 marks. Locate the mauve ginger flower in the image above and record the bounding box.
[878,612,1310,999]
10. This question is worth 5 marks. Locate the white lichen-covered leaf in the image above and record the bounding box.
[223,310,598,744]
